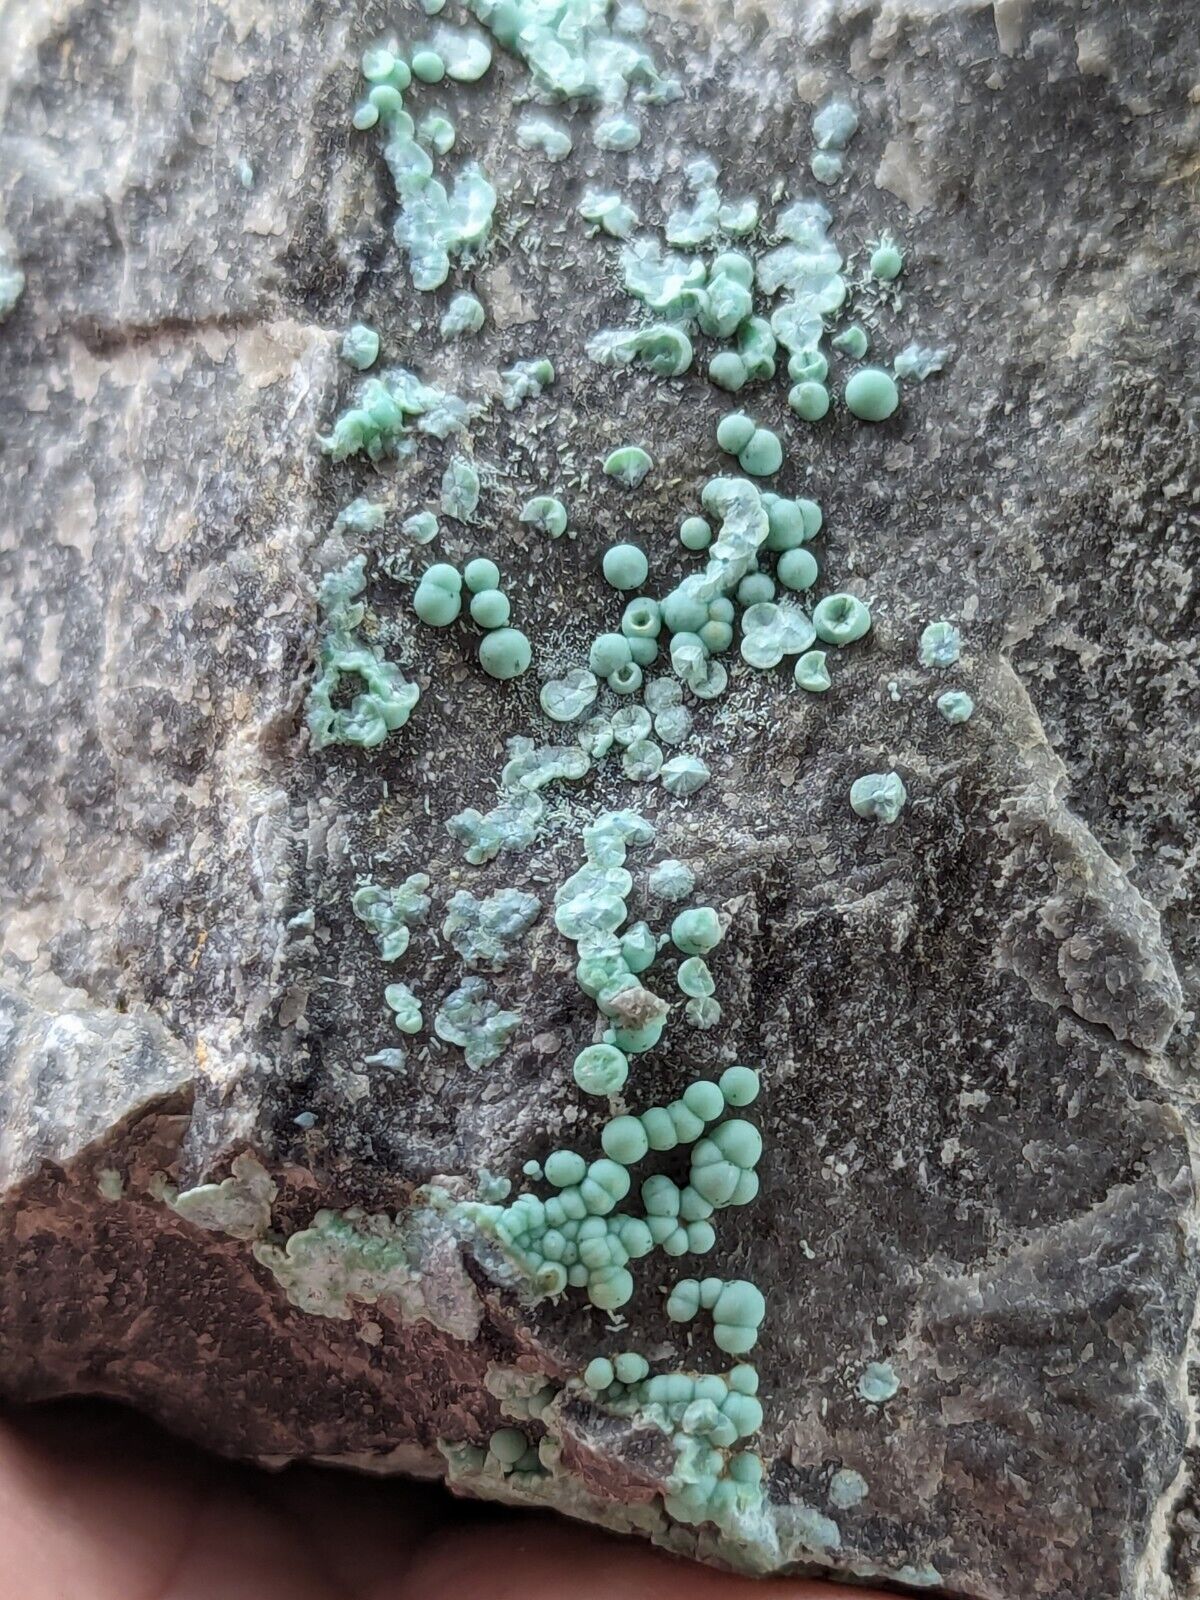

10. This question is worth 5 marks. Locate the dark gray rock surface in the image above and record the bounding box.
[1,1,1198,1596]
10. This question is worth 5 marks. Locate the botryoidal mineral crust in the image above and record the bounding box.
[1,2,1199,1599]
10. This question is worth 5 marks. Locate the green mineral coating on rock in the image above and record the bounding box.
[440,292,485,338]
[812,100,859,151]
[0,235,24,319]
[919,619,962,667]
[937,688,975,723]
[171,1154,276,1242]
[578,190,639,239]
[446,791,545,864]
[306,558,420,749]
[844,367,899,421]
[434,975,522,1068]
[520,495,569,536]
[252,1203,422,1318]
[500,357,555,410]
[849,771,908,824]
[588,322,692,375]
[389,155,497,292]
[320,368,476,461]
[832,323,868,359]
[894,341,948,380]
[384,980,423,1033]
[810,150,844,184]
[335,496,386,534]
[603,445,653,487]
[857,1360,901,1403]
[441,456,481,520]
[829,1467,869,1508]
[442,887,542,971]
[403,510,440,543]
[432,27,493,82]
[351,873,431,960]
[594,112,641,151]
[341,322,380,370]
[5,7,1194,1598]
[517,115,572,161]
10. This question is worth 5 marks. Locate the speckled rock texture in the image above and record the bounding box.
[1,1,1198,1596]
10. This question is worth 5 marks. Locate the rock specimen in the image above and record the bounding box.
[1,1,1198,1597]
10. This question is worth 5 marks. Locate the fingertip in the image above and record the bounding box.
[388,1512,888,1600]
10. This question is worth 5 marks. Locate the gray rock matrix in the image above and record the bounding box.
[0,1,1197,1597]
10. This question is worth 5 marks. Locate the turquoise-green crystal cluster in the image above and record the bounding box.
[464,0,679,115]
[353,43,497,290]
[459,1064,761,1309]
[446,736,593,864]
[434,974,521,1068]
[306,558,419,749]
[581,1354,766,1533]
[666,1275,766,1355]
[442,886,542,971]
[320,368,475,462]
[351,873,431,959]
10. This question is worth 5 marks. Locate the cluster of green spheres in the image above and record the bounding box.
[466,1068,762,1310]
[666,1276,767,1356]
[413,556,531,680]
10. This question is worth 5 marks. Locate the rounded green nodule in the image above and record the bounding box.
[789,381,830,421]
[849,770,908,824]
[713,251,754,288]
[869,241,904,281]
[545,1149,587,1187]
[414,567,462,625]
[602,1114,650,1165]
[794,649,831,692]
[937,689,974,724]
[845,367,899,422]
[736,572,775,608]
[607,1013,664,1054]
[614,1351,648,1384]
[603,445,653,488]
[584,1356,614,1391]
[469,588,510,629]
[739,427,783,477]
[411,47,445,82]
[464,556,501,593]
[813,593,871,646]
[589,632,632,677]
[788,348,828,384]
[719,1065,760,1106]
[833,323,869,359]
[573,1042,629,1096]
[520,495,568,537]
[361,46,399,83]
[777,547,818,591]
[697,619,732,654]
[708,352,747,392]
[603,542,649,591]
[341,322,380,371]
[608,662,643,695]
[478,627,531,680]
[716,411,756,456]
[671,906,722,956]
[367,84,405,118]
[489,1427,529,1465]
[621,597,661,639]
[679,516,712,551]
[763,496,808,551]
